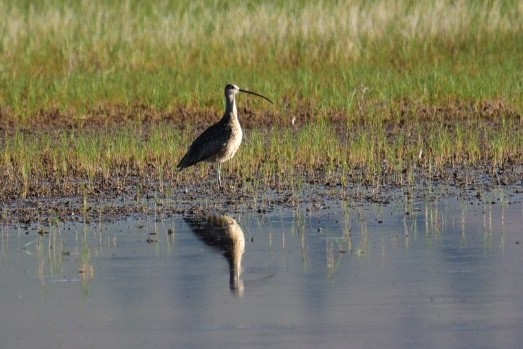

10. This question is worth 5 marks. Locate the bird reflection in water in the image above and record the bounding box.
[184,215,245,296]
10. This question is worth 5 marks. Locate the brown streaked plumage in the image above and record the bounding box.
[177,84,272,187]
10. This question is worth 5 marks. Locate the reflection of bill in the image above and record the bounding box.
[184,215,245,296]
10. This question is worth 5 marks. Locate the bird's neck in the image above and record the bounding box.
[224,95,238,122]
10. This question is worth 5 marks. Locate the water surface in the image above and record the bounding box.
[1,195,522,349]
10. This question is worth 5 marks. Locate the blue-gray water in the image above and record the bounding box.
[1,196,522,349]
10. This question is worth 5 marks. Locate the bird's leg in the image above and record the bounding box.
[217,163,222,188]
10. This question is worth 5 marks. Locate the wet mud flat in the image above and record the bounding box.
[1,163,522,228]
[1,102,522,226]
[0,99,523,226]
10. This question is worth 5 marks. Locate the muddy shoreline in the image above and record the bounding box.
[2,164,522,228]
[1,102,522,227]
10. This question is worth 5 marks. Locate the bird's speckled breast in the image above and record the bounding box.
[217,120,242,163]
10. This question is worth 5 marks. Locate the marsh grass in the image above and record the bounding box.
[0,0,522,199]
[1,114,520,199]
[0,0,522,119]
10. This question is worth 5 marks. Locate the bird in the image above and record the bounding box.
[177,84,273,187]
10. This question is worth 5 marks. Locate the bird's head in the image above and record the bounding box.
[225,84,241,96]
[224,83,273,104]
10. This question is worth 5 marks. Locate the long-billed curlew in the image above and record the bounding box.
[177,84,272,187]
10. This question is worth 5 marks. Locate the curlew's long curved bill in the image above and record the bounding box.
[239,89,273,104]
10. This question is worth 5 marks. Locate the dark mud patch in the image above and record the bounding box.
[1,98,521,132]
[2,163,522,228]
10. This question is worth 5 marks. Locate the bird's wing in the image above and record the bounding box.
[177,122,231,169]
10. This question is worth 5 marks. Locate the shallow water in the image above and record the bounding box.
[1,195,522,349]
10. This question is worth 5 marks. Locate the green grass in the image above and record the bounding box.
[0,0,522,197]
[1,117,521,198]
[0,0,522,119]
